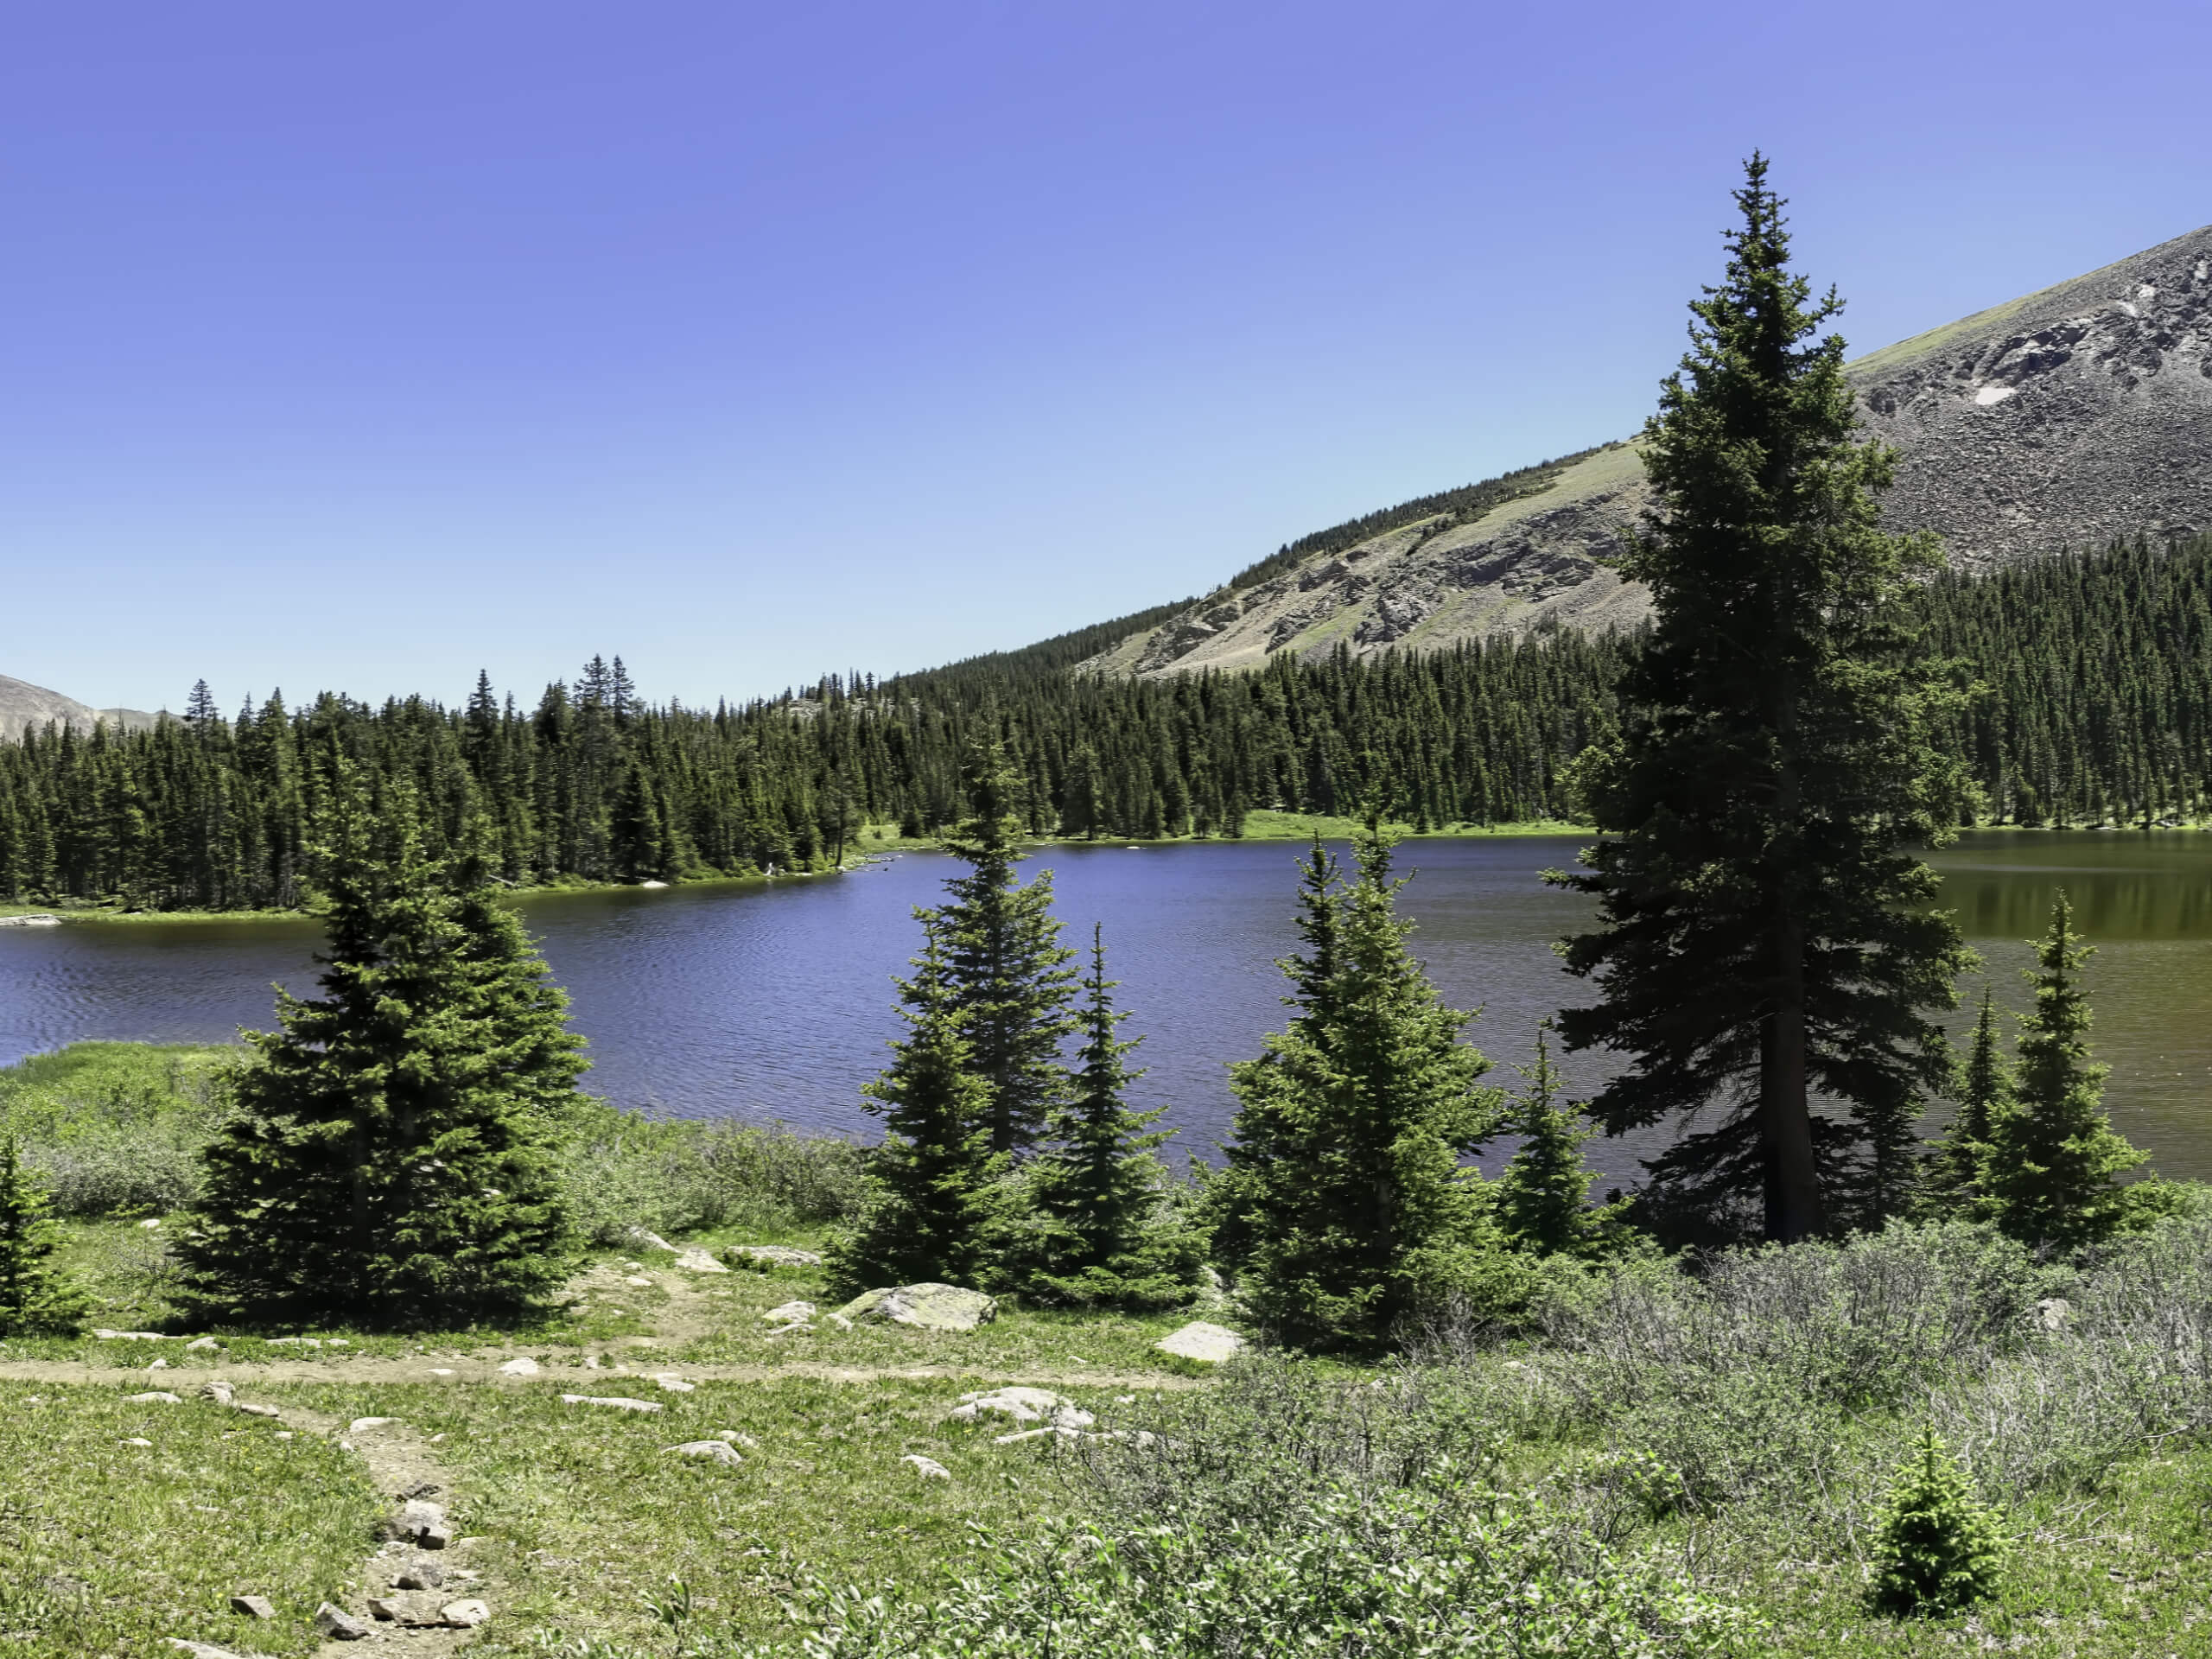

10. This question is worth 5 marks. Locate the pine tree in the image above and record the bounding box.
[1982,894,2146,1250]
[999,926,1203,1310]
[1494,1022,1630,1259]
[1922,987,2013,1217]
[928,744,1080,1155]
[1211,823,1504,1351]
[0,1135,91,1337]
[830,921,1006,1294]
[1870,1428,2007,1617]
[176,772,576,1328]
[1553,156,1970,1243]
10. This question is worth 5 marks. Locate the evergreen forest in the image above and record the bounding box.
[3,537,2209,912]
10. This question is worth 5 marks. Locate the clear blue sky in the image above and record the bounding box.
[5,1,2208,714]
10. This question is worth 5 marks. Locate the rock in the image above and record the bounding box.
[994,1426,1090,1445]
[120,1436,155,1447]
[626,1227,678,1252]
[902,1453,951,1480]
[653,1373,696,1393]
[140,1217,162,1229]
[125,1391,182,1405]
[724,1244,824,1268]
[94,1329,173,1341]
[232,1402,281,1419]
[559,1394,664,1413]
[147,1357,171,1370]
[716,1430,760,1449]
[427,1367,455,1376]
[165,1642,253,1659]
[393,1560,447,1591]
[947,1387,1093,1429]
[763,1300,817,1325]
[185,1337,220,1352]
[315,1603,371,1640]
[497,1357,540,1376]
[265,1337,321,1349]
[0,913,60,927]
[348,1416,397,1432]
[2036,1296,2074,1332]
[228,1595,276,1619]
[439,1599,492,1629]
[667,1439,743,1465]
[836,1283,996,1332]
[623,1274,653,1287]
[1154,1321,1246,1363]
[673,1248,728,1274]
[389,1499,452,1550]
[200,1381,235,1406]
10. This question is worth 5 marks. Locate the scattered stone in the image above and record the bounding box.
[147,1357,171,1370]
[348,1417,397,1432]
[265,1337,321,1349]
[314,1602,370,1640]
[200,1381,235,1406]
[723,1243,825,1268]
[125,1390,182,1405]
[667,1439,743,1465]
[497,1357,540,1376]
[232,1402,281,1420]
[274,1432,294,1441]
[327,1338,349,1348]
[185,1337,220,1353]
[673,1248,728,1274]
[439,1599,492,1629]
[624,1274,653,1287]
[1154,1321,1246,1363]
[948,1387,1094,1429]
[393,1560,447,1592]
[140,1217,162,1229]
[763,1300,817,1325]
[994,1426,1090,1445]
[836,1283,996,1332]
[166,1642,252,1659]
[389,1499,453,1550]
[427,1367,456,1376]
[2036,1296,2074,1332]
[94,1329,174,1341]
[398,1481,443,1500]
[120,1436,155,1447]
[902,1454,951,1480]
[654,1373,696,1393]
[559,1394,664,1413]
[228,1595,276,1619]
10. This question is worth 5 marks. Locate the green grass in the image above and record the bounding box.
[0,1378,382,1658]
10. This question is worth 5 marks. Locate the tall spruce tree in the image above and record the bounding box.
[928,743,1080,1155]
[1211,824,1504,1351]
[0,1135,91,1336]
[1982,894,2146,1250]
[1922,987,2014,1217]
[1553,156,1970,1243]
[999,925,1203,1310]
[831,920,1005,1293]
[177,772,577,1328]
[1494,1022,1630,1260]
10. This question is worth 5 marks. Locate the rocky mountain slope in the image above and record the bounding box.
[1089,223,2212,677]
[0,674,162,741]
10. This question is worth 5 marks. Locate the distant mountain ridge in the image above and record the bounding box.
[1084,223,2212,677]
[0,675,163,741]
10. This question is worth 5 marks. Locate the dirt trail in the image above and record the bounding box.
[0,1355,1202,1389]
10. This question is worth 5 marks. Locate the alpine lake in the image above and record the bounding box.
[5,829,2211,1186]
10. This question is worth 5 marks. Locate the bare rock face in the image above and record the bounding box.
[836,1283,997,1332]
[1089,224,2212,677]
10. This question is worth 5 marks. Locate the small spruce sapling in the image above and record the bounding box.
[1870,1427,2007,1617]
[0,1135,92,1337]
[1495,1022,1630,1259]
[999,925,1204,1310]
[1982,893,2147,1251]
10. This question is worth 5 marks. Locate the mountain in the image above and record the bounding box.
[1085,224,2212,677]
[0,675,163,741]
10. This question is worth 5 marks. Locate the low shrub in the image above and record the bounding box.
[557,1101,870,1244]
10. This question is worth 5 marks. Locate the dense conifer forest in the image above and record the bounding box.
[1,532,2207,912]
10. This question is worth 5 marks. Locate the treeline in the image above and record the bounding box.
[3,533,2210,911]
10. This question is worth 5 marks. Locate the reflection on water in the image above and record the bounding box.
[3,830,2210,1183]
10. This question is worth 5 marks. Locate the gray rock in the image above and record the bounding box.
[2036,1296,2074,1332]
[94,1329,174,1341]
[836,1283,996,1332]
[667,1439,744,1465]
[625,1226,678,1252]
[264,1337,321,1349]
[120,1436,155,1447]
[388,1498,451,1550]
[726,1244,825,1267]
[164,1642,255,1659]
[227,1595,275,1619]
[367,1591,449,1627]
[947,1387,1093,1429]
[392,1560,447,1592]
[1154,1321,1246,1363]
[993,1426,1090,1445]
[559,1394,664,1413]
[653,1373,696,1393]
[673,1248,728,1274]
[199,1380,234,1406]
[314,1603,370,1640]
[125,1391,182,1405]
[439,1599,492,1629]
[347,1416,397,1432]
[232,1402,281,1420]
[902,1453,951,1480]
[762,1300,817,1325]
[497,1356,540,1376]
[185,1337,220,1352]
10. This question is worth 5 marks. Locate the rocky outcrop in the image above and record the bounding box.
[0,674,162,741]
[1088,224,2212,677]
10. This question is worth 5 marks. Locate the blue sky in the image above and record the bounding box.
[5,1,2208,714]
